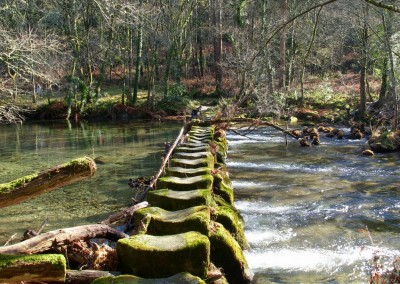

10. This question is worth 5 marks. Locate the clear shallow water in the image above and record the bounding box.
[0,121,181,244]
[227,127,400,283]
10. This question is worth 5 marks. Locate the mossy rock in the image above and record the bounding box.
[213,181,234,205]
[174,151,211,160]
[166,167,212,178]
[175,146,210,154]
[117,232,210,279]
[178,143,210,150]
[157,175,214,191]
[91,272,205,284]
[188,137,211,144]
[209,223,253,284]
[171,154,214,169]
[368,131,400,153]
[213,195,245,228]
[212,205,249,249]
[147,189,212,211]
[133,206,210,236]
[0,254,66,283]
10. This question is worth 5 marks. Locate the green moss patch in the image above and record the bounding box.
[171,154,214,169]
[91,272,206,284]
[0,254,66,282]
[147,189,212,211]
[209,223,253,284]
[212,206,249,249]
[117,232,210,279]
[166,167,211,178]
[157,175,214,191]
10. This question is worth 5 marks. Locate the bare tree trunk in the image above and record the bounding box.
[0,224,127,254]
[278,0,288,89]
[359,3,369,120]
[213,0,223,92]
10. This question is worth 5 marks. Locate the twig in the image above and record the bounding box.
[3,233,17,246]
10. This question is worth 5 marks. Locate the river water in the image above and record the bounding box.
[227,126,400,283]
[0,121,181,243]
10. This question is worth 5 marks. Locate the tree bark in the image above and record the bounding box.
[0,224,127,255]
[100,201,149,226]
[0,254,66,283]
[0,157,96,208]
[213,0,223,92]
[65,270,113,284]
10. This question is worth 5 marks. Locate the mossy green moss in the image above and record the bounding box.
[147,189,212,211]
[0,254,66,282]
[117,232,210,279]
[212,205,249,249]
[171,154,214,169]
[133,206,210,236]
[157,175,214,191]
[214,181,234,205]
[91,272,206,284]
[209,223,253,284]
[0,173,40,194]
[166,167,211,178]
[368,131,400,153]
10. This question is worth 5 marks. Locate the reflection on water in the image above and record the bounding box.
[0,121,181,244]
[228,127,400,283]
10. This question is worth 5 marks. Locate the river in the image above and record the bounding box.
[0,121,182,243]
[227,126,400,283]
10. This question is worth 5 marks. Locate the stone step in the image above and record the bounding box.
[157,174,213,191]
[166,167,211,178]
[175,145,210,153]
[177,143,210,149]
[133,205,210,236]
[117,231,210,279]
[91,272,206,284]
[171,154,214,169]
[174,151,211,160]
[147,188,212,211]
[187,137,211,144]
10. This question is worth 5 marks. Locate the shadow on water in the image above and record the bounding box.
[0,120,182,244]
[228,127,400,283]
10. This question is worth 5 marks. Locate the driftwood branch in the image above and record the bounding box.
[0,157,97,208]
[0,224,127,255]
[99,201,149,226]
[193,118,299,139]
[65,270,114,284]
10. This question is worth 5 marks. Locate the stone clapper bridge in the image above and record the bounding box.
[95,125,253,284]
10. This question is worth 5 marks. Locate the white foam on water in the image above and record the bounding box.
[245,228,295,245]
[235,200,296,214]
[232,180,273,189]
[244,245,400,275]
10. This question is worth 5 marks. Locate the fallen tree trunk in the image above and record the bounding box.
[99,201,149,226]
[0,157,96,208]
[0,253,66,283]
[192,117,299,139]
[65,270,114,284]
[0,224,127,255]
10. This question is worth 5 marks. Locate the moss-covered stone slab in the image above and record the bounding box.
[178,143,210,150]
[133,206,210,236]
[175,145,210,154]
[209,223,253,284]
[117,232,210,279]
[0,254,66,283]
[212,205,249,249]
[214,181,234,205]
[188,137,211,144]
[147,189,212,211]
[91,272,206,284]
[174,151,211,160]
[166,167,211,178]
[157,175,214,191]
[171,154,214,169]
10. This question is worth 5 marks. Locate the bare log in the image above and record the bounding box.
[192,118,299,139]
[0,253,66,283]
[0,157,97,208]
[99,201,149,226]
[65,270,114,284]
[0,224,127,255]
